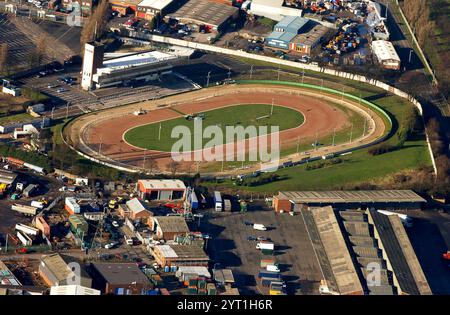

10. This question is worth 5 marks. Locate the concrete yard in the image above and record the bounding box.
[202,204,323,295]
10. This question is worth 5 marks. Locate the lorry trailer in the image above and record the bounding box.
[213,191,222,212]
[11,204,38,216]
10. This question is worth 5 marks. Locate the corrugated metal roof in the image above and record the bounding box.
[278,190,426,204]
[369,210,432,295]
[139,179,186,191]
[304,206,363,295]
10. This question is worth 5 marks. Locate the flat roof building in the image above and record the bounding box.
[137,179,186,201]
[274,190,426,212]
[90,263,152,295]
[166,0,239,32]
[152,244,209,267]
[372,40,401,70]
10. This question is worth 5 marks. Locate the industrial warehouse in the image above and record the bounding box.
[165,0,239,33]
[301,206,432,295]
[273,190,427,211]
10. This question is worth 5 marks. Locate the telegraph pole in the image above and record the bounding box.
[349,123,354,143]
[98,135,103,156]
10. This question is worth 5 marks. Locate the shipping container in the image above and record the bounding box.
[15,223,39,236]
[261,249,274,256]
[35,216,50,238]
[6,157,24,166]
[207,283,216,295]
[23,162,45,174]
[224,199,232,212]
[11,204,37,216]
[65,197,80,214]
[260,259,276,268]
[16,231,32,246]
[189,191,198,210]
[214,191,222,211]
[258,270,282,279]
[23,184,37,198]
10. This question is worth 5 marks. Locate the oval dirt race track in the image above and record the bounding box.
[82,91,349,172]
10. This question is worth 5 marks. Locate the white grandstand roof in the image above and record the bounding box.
[138,0,173,10]
[98,51,177,74]
[372,40,400,62]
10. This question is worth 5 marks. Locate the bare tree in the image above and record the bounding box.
[144,156,158,174]
[80,0,111,50]
[167,159,180,176]
[0,43,9,75]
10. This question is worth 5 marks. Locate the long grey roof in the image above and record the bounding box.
[278,190,426,204]
[368,210,432,295]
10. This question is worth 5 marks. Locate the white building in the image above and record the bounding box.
[248,0,302,22]
[137,179,186,201]
[13,124,39,139]
[371,40,401,70]
[81,42,105,91]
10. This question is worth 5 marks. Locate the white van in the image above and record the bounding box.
[253,224,267,231]
[266,265,280,272]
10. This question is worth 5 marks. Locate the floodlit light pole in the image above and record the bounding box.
[98,135,103,156]
[206,71,211,87]
[296,136,300,154]
[271,98,274,116]
[227,67,231,80]
[408,49,413,64]
[65,101,70,119]
[51,107,55,119]
[250,65,254,79]
[158,123,162,141]
[349,123,354,143]
[332,128,336,146]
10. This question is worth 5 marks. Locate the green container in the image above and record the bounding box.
[262,249,274,256]
[198,280,207,289]
[188,278,198,287]
[187,287,197,295]
[207,284,217,295]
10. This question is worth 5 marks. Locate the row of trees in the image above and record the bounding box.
[80,0,111,50]
[401,0,434,47]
